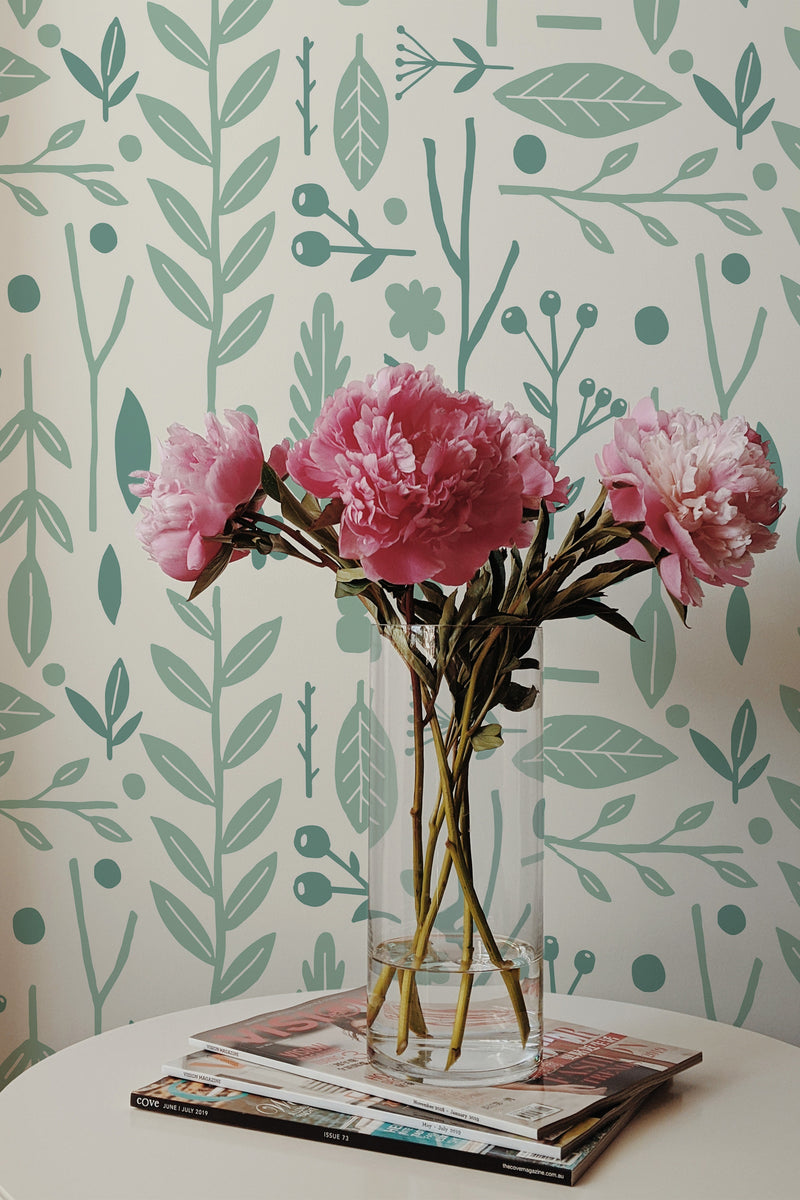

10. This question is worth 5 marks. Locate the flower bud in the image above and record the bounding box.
[501,306,527,334]
[596,387,612,407]
[291,184,329,217]
[539,290,561,316]
[294,825,331,858]
[576,303,598,329]
[292,231,331,267]
[293,871,332,906]
[610,397,627,416]
[578,377,596,399]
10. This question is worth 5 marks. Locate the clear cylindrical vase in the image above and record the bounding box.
[366,622,544,1086]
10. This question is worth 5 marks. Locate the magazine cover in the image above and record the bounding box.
[190,987,701,1140]
[164,1049,649,1161]
[131,1074,651,1187]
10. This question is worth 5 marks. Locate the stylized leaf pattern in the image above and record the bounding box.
[0,48,49,100]
[333,35,389,189]
[495,63,680,137]
[515,716,677,788]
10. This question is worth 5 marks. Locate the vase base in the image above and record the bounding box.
[367,936,543,1086]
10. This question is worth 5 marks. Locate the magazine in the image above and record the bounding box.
[190,987,701,1141]
[165,1048,655,1161]
[131,1073,655,1187]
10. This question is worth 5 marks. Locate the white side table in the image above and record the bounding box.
[0,992,796,1199]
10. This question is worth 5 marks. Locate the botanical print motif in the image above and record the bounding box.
[1,0,799,1090]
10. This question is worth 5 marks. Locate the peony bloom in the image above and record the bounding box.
[131,410,264,581]
[596,398,784,606]
[286,364,567,586]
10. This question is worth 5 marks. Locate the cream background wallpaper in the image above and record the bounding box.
[1,0,800,1084]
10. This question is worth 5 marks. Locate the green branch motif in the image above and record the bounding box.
[297,682,319,798]
[500,290,624,468]
[691,903,763,1025]
[291,183,414,281]
[143,587,282,1004]
[65,658,142,761]
[693,43,774,150]
[690,699,770,806]
[0,116,126,215]
[426,117,519,389]
[394,26,511,99]
[61,17,139,122]
[65,223,134,533]
[695,252,767,419]
[531,794,757,901]
[70,858,137,1035]
[293,824,370,920]
[0,986,53,1093]
[140,0,279,413]
[289,292,350,443]
[0,752,130,850]
[295,36,317,155]
[1,355,72,665]
[499,143,760,253]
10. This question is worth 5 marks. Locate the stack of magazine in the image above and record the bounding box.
[130,987,702,1187]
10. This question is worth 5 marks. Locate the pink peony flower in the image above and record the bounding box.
[286,364,567,586]
[131,410,264,581]
[596,398,784,606]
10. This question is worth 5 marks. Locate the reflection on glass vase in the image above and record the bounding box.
[366,622,544,1087]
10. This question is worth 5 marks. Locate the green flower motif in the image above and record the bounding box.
[386,279,445,350]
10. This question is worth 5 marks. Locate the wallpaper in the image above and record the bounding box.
[1,0,800,1088]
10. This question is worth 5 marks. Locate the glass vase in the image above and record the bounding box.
[366,621,544,1086]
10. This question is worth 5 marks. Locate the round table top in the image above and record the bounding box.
[0,990,797,1200]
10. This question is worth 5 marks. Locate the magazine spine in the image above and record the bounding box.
[129,1089,575,1186]
[167,1059,563,1160]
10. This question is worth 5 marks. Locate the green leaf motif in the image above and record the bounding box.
[9,0,43,29]
[35,494,72,551]
[333,35,389,190]
[224,853,277,928]
[780,276,800,328]
[223,695,281,769]
[217,934,275,1000]
[693,75,737,127]
[769,776,800,831]
[0,494,29,543]
[65,688,106,738]
[167,589,214,639]
[773,121,800,171]
[779,685,800,735]
[596,795,635,828]
[220,51,280,128]
[219,138,280,214]
[101,18,126,82]
[147,246,212,327]
[141,734,216,805]
[32,413,71,466]
[219,0,274,44]
[735,43,761,113]
[52,758,89,787]
[7,183,46,216]
[151,645,212,712]
[676,147,717,180]
[222,214,275,292]
[116,388,151,513]
[9,556,51,666]
[579,217,613,254]
[290,293,351,443]
[302,932,345,992]
[148,179,211,256]
[60,49,102,99]
[726,586,750,665]
[82,179,128,207]
[634,0,680,54]
[673,802,713,832]
[151,881,215,964]
[137,95,213,166]
[148,3,209,69]
[577,865,611,902]
[778,861,800,909]
[635,863,674,897]
[221,619,281,686]
[786,28,800,73]
[494,63,680,138]
[335,680,397,845]
[0,47,49,100]
[0,414,24,462]
[515,715,677,789]
[222,780,281,853]
[689,729,733,781]
[709,860,757,888]
[631,587,675,708]
[86,814,131,842]
[0,682,53,739]
[731,698,757,766]
[46,121,84,152]
[216,296,274,365]
[777,927,800,985]
[104,658,130,725]
[152,817,214,894]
